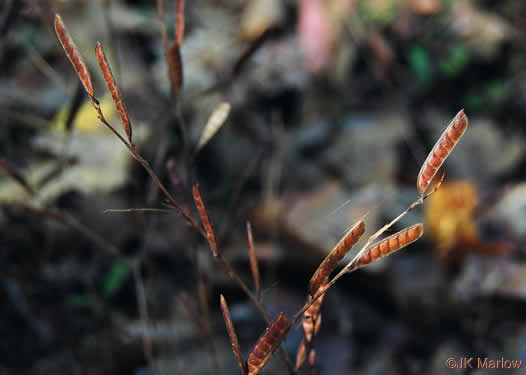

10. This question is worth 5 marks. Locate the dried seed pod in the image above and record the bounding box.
[197,102,231,151]
[54,14,94,97]
[192,184,218,256]
[357,223,424,268]
[302,294,324,342]
[220,295,246,375]
[295,339,308,371]
[309,219,365,296]
[417,110,468,195]
[166,42,183,101]
[247,313,288,375]
[247,222,261,299]
[175,0,185,46]
[95,42,133,146]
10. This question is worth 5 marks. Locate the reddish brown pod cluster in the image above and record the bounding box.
[51,13,472,374]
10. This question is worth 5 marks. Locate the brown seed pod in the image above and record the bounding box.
[295,339,308,371]
[357,223,424,268]
[175,0,185,46]
[417,110,468,195]
[247,313,289,375]
[95,42,133,146]
[220,295,246,375]
[302,294,325,342]
[309,219,365,296]
[54,14,94,97]
[192,184,218,256]
[166,42,183,101]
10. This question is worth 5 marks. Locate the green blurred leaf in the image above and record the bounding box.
[359,0,399,24]
[486,81,508,103]
[465,93,484,111]
[409,46,432,83]
[85,335,97,348]
[440,46,470,76]
[442,0,456,10]
[67,294,98,310]
[103,262,129,298]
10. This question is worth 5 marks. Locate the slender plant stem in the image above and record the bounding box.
[132,264,157,375]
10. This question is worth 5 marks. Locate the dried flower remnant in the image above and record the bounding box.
[198,102,231,151]
[192,184,218,256]
[54,14,94,97]
[95,42,133,146]
[417,110,468,195]
[247,313,289,375]
[220,295,246,375]
[309,219,365,296]
[356,224,424,268]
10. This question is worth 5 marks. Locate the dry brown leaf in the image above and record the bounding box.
[197,102,231,151]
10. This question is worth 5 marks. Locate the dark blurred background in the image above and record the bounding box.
[1,0,526,374]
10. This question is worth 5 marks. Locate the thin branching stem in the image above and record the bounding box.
[90,98,206,237]
[91,83,295,374]
[132,264,156,375]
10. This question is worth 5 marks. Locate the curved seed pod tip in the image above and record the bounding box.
[309,219,365,295]
[358,223,424,268]
[417,110,468,195]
